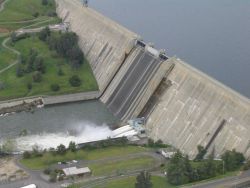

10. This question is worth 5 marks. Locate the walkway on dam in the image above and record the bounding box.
[106,47,162,120]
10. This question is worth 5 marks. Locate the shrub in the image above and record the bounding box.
[32,71,42,82]
[57,68,64,76]
[32,12,39,18]
[49,171,57,182]
[47,10,57,17]
[56,144,67,155]
[38,27,50,41]
[42,0,48,6]
[222,150,245,171]
[23,151,31,159]
[44,168,52,175]
[16,65,24,77]
[50,84,60,92]
[27,83,32,90]
[69,75,81,87]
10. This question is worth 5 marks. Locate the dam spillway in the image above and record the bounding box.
[55,0,250,158]
[102,46,167,121]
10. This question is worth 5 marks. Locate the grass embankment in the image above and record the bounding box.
[0,0,60,31]
[0,35,98,100]
[20,146,149,170]
[0,36,16,69]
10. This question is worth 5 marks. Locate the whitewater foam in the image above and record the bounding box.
[15,123,113,151]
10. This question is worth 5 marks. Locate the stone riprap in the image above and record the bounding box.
[146,57,250,158]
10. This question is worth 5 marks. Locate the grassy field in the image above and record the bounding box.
[83,176,176,188]
[0,36,16,69]
[0,0,60,31]
[20,146,149,170]
[0,35,98,100]
[90,156,155,176]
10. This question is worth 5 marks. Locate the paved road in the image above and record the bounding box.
[106,47,162,120]
[186,170,250,188]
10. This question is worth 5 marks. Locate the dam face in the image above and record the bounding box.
[56,0,250,158]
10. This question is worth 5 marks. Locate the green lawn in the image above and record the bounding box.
[20,146,149,170]
[0,35,98,100]
[0,36,16,69]
[92,176,175,188]
[90,156,155,176]
[0,0,60,30]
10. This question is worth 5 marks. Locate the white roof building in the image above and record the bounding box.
[62,167,91,176]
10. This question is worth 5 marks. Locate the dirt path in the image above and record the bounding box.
[0,37,19,74]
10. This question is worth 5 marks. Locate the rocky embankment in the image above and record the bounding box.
[0,98,43,116]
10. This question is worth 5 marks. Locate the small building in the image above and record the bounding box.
[62,167,91,178]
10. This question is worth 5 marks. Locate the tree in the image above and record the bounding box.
[68,141,77,152]
[135,171,153,188]
[1,139,17,153]
[195,145,207,161]
[50,84,60,92]
[167,151,190,185]
[34,56,46,73]
[32,71,42,82]
[10,32,17,43]
[23,151,31,159]
[69,75,82,87]
[16,64,24,77]
[39,27,51,41]
[222,150,245,171]
[57,144,67,155]
[42,0,48,6]
[67,45,84,68]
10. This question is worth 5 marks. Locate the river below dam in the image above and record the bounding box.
[90,0,250,98]
[0,101,119,151]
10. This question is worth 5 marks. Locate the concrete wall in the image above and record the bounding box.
[55,0,138,92]
[101,46,171,121]
[146,57,250,158]
[55,0,250,158]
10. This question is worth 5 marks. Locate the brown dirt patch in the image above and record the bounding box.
[0,157,29,182]
[0,27,9,33]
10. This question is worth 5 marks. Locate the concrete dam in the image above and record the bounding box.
[56,0,250,158]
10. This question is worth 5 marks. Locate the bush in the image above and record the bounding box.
[56,144,67,155]
[47,10,57,17]
[32,71,42,82]
[27,83,32,90]
[39,27,50,41]
[42,0,48,6]
[16,65,24,77]
[222,150,245,171]
[50,84,60,92]
[243,160,250,171]
[44,168,52,175]
[49,171,57,182]
[23,151,31,159]
[69,75,81,87]
[57,68,64,76]
[32,12,39,18]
